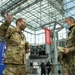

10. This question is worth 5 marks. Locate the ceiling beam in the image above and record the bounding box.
[48,0,64,16]
[35,27,63,35]
[56,0,63,6]
[37,21,56,28]
[1,0,28,16]
[35,21,63,31]
[35,21,56,31]
[6,0,28,12]
[12,0,43,15]
[64,6,75,12]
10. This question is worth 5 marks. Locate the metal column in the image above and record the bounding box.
[53,30,58,64]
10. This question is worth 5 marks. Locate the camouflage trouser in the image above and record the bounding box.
[3,64,26,75]
[62,63,75,75]
[68,64,75,75]
[62,63,68,75]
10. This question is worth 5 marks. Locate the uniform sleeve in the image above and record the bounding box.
[0,21,10,38]
[69,27,75,52]
[69,46,75,52]
[5,28,12,39]
[58,52,63,62]
[25,42,30,50]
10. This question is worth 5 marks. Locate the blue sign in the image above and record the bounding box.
[0,42,6,75]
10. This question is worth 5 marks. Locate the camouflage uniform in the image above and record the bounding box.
[58,25,75,75]
[66,25,75,75]
[0,21,30,75]
[58,52,69,75]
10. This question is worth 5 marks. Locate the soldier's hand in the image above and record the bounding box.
[63,48,69,54]
[6,13,13,23]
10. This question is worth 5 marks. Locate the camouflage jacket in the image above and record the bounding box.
[66,25,75,64]
[58,25,75,64]
[66,25,75,53]
[0,21,30,64]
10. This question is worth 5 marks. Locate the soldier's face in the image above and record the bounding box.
[65,19,71,26]
[20,19,26,30]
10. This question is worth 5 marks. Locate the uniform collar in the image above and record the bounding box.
[69,25,75,31]
[15,27,22,34]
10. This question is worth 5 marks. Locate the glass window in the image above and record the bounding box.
[58,28,67,40]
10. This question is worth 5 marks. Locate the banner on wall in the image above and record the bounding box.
[44,28,52,45]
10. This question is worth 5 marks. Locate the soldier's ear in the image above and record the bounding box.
[17,21,21,26]
[18,21,20,24]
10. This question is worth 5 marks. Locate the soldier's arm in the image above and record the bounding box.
[0,21,10,37]
[58,52,63,62]
[68,27,75,52]
[0,13,13,38]
[69,46,75,52]
[5,28,13,39]
[25,42,31,53]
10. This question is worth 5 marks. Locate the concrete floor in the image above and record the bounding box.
[26,65,62,75]
[27,69,62,75]
[27,73,62,75]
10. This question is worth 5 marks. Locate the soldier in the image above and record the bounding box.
[58,52,69,75]
[63,16,75,75]
[58,16,75,75]
[0,13,30,75]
